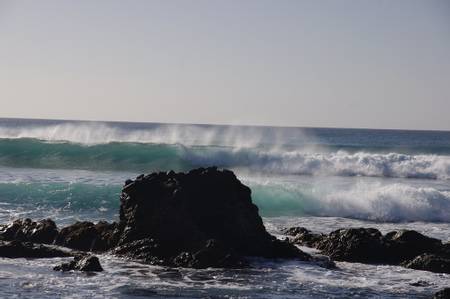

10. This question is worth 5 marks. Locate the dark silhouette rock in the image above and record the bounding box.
[112,238,168,265]
[54,255,103,272]
[116,167,310,267]
[383,230,442,263]
[284,227,325,248]
[433,288,450,299]
[284,226,450,274]
[0,218,58,244]
[316,228,387,263]
[0,240,70,258]
[403,254,450,274]
[174,239,247,269]
[55,221,119,251]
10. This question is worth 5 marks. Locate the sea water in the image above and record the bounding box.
[0,118,449,298]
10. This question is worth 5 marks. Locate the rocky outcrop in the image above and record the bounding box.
[284,227,326,248]
[285,227,449,274]
[433,288,450,299]
[0,240,71,258]
[316,228,387,263]
[54,255,103,272]
[115,167,310,267]
[0,218,58,244]
[55,221,119,252]
[403,254,450,274]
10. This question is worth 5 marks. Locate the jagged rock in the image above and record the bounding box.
[174,239,247,269]
[433,288,450,299]
[284,226,450,274]
[0,218,58,244]
[116,167,310,268]
[54,255,103,272]
[403,254,450,274]
[383,230,442,263]
[284,227,325,248]
[0,240,70,258]
[316,228,387,263]
[55,221,119,251]
[112,238,167,265]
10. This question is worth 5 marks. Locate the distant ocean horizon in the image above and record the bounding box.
[1,117,449,298]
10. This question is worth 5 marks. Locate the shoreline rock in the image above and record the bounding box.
[0,240,71,259]
[285,226,450,274]
[54,255,103,272]
[114,167,311,267]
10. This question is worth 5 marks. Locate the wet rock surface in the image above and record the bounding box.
[54,255,103,272]
[403,253,450,274]
[115,167,310,267]
[0,218,58,244]
[433,288,450,299]
[0,240,71,258]
[55,221,119,252]
[285,227,450,274]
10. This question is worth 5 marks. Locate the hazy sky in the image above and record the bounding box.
[1,0,449,130]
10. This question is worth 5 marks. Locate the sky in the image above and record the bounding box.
[0,0,449,130]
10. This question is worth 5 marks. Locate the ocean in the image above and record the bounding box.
[0,117,449,298]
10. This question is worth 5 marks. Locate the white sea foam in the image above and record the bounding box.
[318,183,450,222]
[186,148,450,180]
[246,177,450,222]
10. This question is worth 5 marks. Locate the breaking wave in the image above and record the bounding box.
[0,138,448,180]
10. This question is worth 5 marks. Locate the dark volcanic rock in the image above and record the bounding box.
[116,167,310,267]
[0,240,70,258]
[55,221,119,251]
[316,228,387,263]
[112,238,167,265]
[0,218,58,244]
[54,255,103,272]
[403,254,450,274]
[433,288,450,299]
[284,227,325,248]
[383,230,442,263]
[284,226,450,274]
[173,239,247,269]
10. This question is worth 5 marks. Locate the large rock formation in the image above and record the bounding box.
[286,227,449,274]
[114,167,310,267]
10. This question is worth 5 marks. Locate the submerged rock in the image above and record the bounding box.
[0,240,70,258]
[116,167,310,267]
[54,255,103,272]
